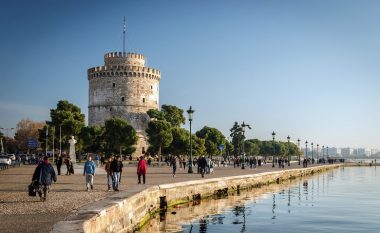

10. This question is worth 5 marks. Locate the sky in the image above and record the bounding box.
[0,0,379,149]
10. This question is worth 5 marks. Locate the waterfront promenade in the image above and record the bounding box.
[0,162,325,233]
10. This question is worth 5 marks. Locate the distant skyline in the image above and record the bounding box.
[0,0,379,149]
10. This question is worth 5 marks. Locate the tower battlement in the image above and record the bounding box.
[104,52,145,66]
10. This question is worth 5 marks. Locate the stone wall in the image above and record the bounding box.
[52,165,340,233]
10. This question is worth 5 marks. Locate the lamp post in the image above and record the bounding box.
[305,141,308,167]
[241,122,251,169]
[297,138,301,165]
[311,142,314,164]
[272,131,276,168]
[316,144,319,164]
[187,106,195,173]
[0,127,14,153]
[287,135,291,166]
[322,145,325,163]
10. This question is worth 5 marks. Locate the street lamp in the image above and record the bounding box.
[0,127,14,153]
[241,122,251,169]
[322,145,325,163]
[272,131,276,168]
[317,144,319,164]
[287,135,291,166]
[187,106,195,173]
[305,140,308,167]
[297,138,301,165]
[311,142,314,164]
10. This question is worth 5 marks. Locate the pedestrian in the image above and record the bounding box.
[83,155,96,191]
[56,155,63,175]
[170,155,179,177]
[182,157,186,170]
[65,157,73,175]
[110,155,123,191]
[32,156,57,201]
[104,156,114,191]
[198,155,207,178]
[137,156,147,184]
[95,154,100,167]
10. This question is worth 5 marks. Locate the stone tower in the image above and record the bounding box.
[88,52,161,156]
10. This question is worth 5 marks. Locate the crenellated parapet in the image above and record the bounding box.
[104,52,145,67]
[87,65,161,81]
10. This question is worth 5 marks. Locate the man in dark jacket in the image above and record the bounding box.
[55,155,63,175]
[110,155,123,191]
[32,156,57,201]
[198,155,207,178]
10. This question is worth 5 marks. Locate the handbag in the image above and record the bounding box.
[28,181,37,196]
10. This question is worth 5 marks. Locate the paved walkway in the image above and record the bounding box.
[0,161,324,233]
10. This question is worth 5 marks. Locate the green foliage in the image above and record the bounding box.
[104,117,137,155]
[147,105,185,127]
[146,120,173,156]
[191,135,206,156]
[230,122,244,156]
[79,125,105,153]
[196,126,226,156]
[167,127,189,156]
[39,100,85,150]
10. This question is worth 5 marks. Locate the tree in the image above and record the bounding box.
[167,127,189,156]
[14,119,45,152]
[79,125,105,153]
[196,126,226,156]
[191,135,206,156]
[104,117,137,155]
[37,100,86,155]
[147,105,185,127]
[230,122,244,156]
[146,120,173,160]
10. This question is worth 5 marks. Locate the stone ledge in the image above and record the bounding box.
[52,164,340,233]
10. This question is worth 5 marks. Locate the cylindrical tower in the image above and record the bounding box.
[88,52,161,157]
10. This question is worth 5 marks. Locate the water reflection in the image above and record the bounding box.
[140,167,380,233]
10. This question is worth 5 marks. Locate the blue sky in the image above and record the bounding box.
[0,0,379,149]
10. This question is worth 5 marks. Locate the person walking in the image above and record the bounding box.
[198,155,207,178]
[137,156,147,184]
[104,156,114,191]
[65,157,73,175]
[32,156,57,201]
[83,155,96,191]
[110,155,123,191]
[56,155,63,175]
[95,154,100,167]
[170,155,179,177]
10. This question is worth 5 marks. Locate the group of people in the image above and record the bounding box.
[31,154,148,202]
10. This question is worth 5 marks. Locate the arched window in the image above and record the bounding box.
[121,97,125,102]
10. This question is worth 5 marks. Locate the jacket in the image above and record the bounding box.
[110,160,123,173]
[32,161,57,185]
[83,160,96,175]
[137,159,147,175]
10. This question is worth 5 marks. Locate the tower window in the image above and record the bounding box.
[121,97,125,102]
[150,85,153,90]
[110,107,112,111]
[142,98,145,103]
[112,83,116,88]
[142,147,145,154]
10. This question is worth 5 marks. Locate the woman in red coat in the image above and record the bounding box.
[137,156,147,184]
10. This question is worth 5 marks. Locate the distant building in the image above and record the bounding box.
[341,147,353,157]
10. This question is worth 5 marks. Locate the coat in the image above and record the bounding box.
[32,161,57,185]
[137,159,147,175]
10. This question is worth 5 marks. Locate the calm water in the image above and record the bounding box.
[146,167,380,233]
